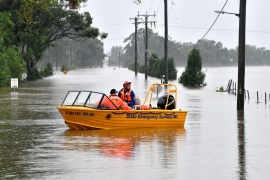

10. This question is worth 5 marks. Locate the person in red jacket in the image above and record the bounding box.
[118,81,136,109]
[100,89,131,110]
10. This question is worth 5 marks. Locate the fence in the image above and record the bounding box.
[226,79,270,105]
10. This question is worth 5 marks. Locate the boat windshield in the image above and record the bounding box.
[62,91,118,109]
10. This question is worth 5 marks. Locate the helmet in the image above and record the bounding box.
[123,81,131,86]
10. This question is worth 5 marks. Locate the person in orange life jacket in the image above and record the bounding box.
[118,81,136,108]
[102,89,131,110]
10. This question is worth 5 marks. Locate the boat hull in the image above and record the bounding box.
[57,106,187,130]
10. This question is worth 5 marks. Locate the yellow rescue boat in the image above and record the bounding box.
[57,83,187,130]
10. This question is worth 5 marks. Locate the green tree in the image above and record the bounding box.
[129,53,177,80]
[1,0,105,80]
[42,38,105,68]
[108,46,124,66]
[41,63,54,77]
[168,57,177,80]
[180,48,206,86]
[0,53,10,87]
[0,12,25,87]
[75,39,105,68]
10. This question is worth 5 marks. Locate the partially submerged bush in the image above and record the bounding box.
[180,48,206,86]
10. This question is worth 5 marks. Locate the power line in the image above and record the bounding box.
[103,37,126,41]
[148,49,159,60]
[169,0,230,51]
[199,0,229,40]
[168,0,175,16]
[154,0,163,19]
[130,17,144,75]
[93,23,131,26]
[137,12,156,79]
[96,22,270,35]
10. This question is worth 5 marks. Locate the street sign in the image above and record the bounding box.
[11,78,18,88]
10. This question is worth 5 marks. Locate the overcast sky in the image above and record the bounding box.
[80,0,269,53]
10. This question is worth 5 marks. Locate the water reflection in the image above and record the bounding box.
[237,110,246,180]
[0,87,64,179]
[2,67,270,179]
[63,127,185,162]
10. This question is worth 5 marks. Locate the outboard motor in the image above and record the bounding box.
[157,95,175,110]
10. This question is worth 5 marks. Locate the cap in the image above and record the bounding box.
[123,81,131,86]
[110,89,118,94]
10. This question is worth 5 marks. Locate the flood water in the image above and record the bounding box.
[1,66,270,179]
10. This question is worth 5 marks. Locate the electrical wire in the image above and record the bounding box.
[154,0,163,19]
[93,23,131,27]
[137,41,144,59]
[199,0,229,40]
[168,0,175,16]
[167,0,231,51]
[148,49,159,60]
[103,37,127,41]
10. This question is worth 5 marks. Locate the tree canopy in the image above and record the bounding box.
[0,0,106,81]
[128,53,178,80]
[180,48,206,87]
[40,38,105,69]
[0,12,25,87]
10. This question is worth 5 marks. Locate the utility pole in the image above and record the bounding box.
[130,17,143,76]
[214,1,246,110]
[134,17,138,76]
[138,12,156,79]
[237,0,246,110]
[164,0,168,84]
[144,16,148,79]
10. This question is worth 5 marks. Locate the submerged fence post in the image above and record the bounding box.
[257,91,259,103]
[226,79,231,92]
[247,90,250,100]
[235,82,237,95]
[228,79,232,93]
[265,92,267,105]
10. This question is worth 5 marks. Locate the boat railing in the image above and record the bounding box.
[142,83,178,110]
[62,91,119,110]
[61,83,179,110]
